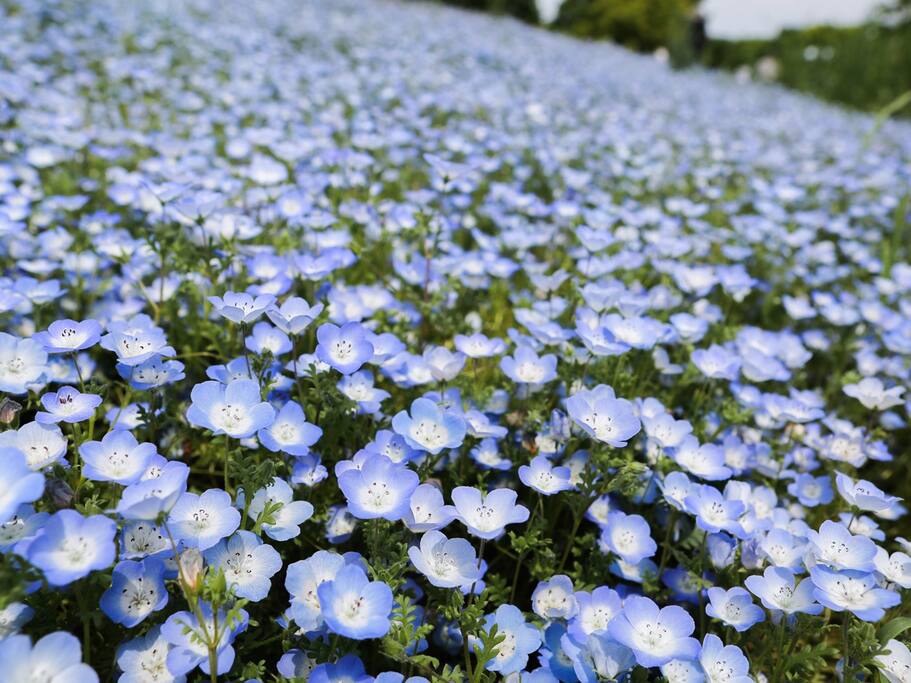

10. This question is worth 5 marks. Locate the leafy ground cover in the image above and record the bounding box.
[1,0,911,681]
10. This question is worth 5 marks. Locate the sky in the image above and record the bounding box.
[536,0,886,38]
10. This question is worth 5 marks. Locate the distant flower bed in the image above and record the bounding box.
[1,0,910,682]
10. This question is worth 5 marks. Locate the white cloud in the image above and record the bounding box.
[700,0,885,39]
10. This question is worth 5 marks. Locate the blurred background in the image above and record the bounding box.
[432,0,911,116]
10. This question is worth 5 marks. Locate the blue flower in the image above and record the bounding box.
[684,484,746,537]
[454,333,506,358]
[116,460,189,520]
[318,563,393,639]
[567,586,622,642]
[519,455,573,495]
[598,510,657,564]
[566,385,641,447]
[699,633,752,683]
[563,629,636,682]
[80,430,158,485]
[608,595,700,667]
[257,400,322,456]
[245,321,291,356]
[874,547,911,589]
[266,296,324,335]
[100,314,175,366]
[203,531,282,601]
[475,604,542,675]
[308,654,371,683]
[0,631,97,682]
[363,429,420,463]
[36,386,102,424]
[33,318,103,353]
[338,371,391,415]
[246,478,314,541]
[276,649,316,680]
[669,436,732,481]
[0,602,33,640]
[119,519,169,561]
[787,473,834,507]
[315,322,374,375]
[835,471,900,513]
[470,437,512,471]
[806,520,877,572]
[707,531,738,569]
[338,454,419,521]
[286,550,347,631]
[100,558,169,627]
[408,529,482,589]
[744,566,822,617]
[0,447,44,524]
[500,344,558,385]
[809,565,900,621]
[601,313,671,349]
[117,355,186,390]
[0,421,68,470]
[691,344,742,381]
[875,638,911,683]
[423,346,466,382]
[27,509,117,585]
[186,379,275,439]
[575,307,631,357]
[168,488,240,550]
[452,486,529,540]
[705,586,765,632]
[116,626,179,683]
[531,574,578,620]
[391,397,467,455]
[0,333,47,394]
[208,291,276,324]
[160,602,248,677]
[402,483,456,532]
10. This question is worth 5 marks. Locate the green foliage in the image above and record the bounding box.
[703,21,911,115]
[437,0,539,24]
[553,0,698,52]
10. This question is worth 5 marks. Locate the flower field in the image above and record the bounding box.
[2,0,911,681]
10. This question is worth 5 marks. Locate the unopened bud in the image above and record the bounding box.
[46,478,74,508]
[179,548,204,594]
[0,398,22,425]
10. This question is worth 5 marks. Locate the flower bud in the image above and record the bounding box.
[179,548,204,594]
[0,397,22,425]
[46,478,74,508]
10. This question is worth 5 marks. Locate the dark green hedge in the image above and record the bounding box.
[703,23,911,114]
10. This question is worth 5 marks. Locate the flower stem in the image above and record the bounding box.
[557,501,583,572]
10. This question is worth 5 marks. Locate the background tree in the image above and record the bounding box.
[553,0,698,52]
[438,0,539,23]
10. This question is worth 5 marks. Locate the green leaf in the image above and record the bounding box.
[878,617,911,643]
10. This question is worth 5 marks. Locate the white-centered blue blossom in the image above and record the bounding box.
[100,558,169,627]
[26,509,117,586]
[391,397,467,455]
[317,563,393,640]
[79,431,158,485]
[0,631,98,683]
[203,531,283,601]
[408,529,482,588]
[36,386,102,424]
[168,488,240,551]
[186,379,275,439]
[452,486,529,540]
[566,384,641,448]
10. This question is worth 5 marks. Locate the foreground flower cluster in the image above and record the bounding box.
[1,0,911,681]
